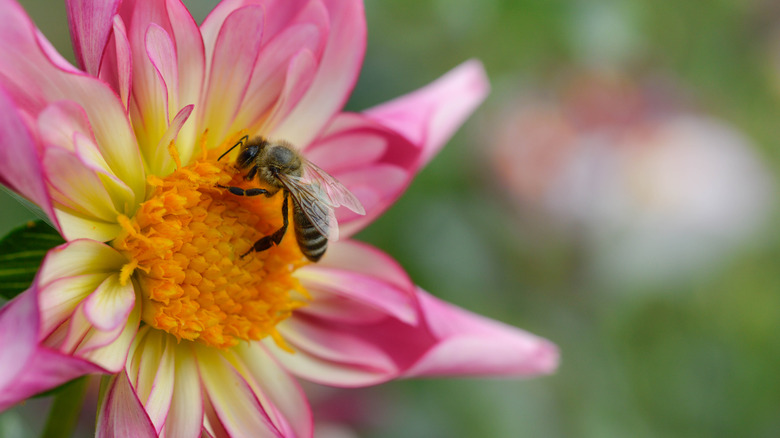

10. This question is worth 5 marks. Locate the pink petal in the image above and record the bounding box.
[258,49,318,134]
[229,1,329,137]
[122,0,204,164]
[99,17,132,110]
[274,249,557,386]
[0,84,57,228]
[231,342,313,438]
[66,0,122,75]
[0,287,102,410]
[82,274,136,331]
[275,317,399,387]
[304,113,419,237]
[162,343,204,438]
[271,0,366,147]
[149,104,194,175]
[0,0,145,201]
[97,370,158,438]
[198,5,265,148]
[296,240,417,325]
[195,347,283,437]
[403,289,559,378]
[364,59,490,171]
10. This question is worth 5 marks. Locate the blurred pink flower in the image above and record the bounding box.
[0,0,558,436]
[491,72,773,283]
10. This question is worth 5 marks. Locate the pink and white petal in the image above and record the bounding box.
[53,209,124,243]
[0,344,103,410]
[162,343,204,438]
[232,2,329,135]
[133,332,176,434]
[198,5,265,150]
[97,370,158,438]
[43,147,121,225]
[366,59,489,170]
[272,0,365,148]
[200,0,306,57]
[403,289,559,378]
[0,84,57,226]
[82,273,136,331]
[77,300,141,373]
[38,100,98,154]
[304,113,421,237]
[127,328,174,431]
[99,17,132,110]
[231,342,313,438]
[146,23,179,114]
[127,28,170,159]
[256,49,317,135]
[0,288,102,410]
[118,0,205,164]
[195,346,282,437]
[37,239,127,286]
[38,273,109,336]
[272,316,399,387]
[296,241,417,325]
[66,0,122,75]
[0,0,145,200]
[150,104,194,176]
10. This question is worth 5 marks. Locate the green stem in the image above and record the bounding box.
[40,377,88,438]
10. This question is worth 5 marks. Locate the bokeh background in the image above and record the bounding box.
[2,0,780,437]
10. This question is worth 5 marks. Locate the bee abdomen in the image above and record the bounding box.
[293,204,328,262]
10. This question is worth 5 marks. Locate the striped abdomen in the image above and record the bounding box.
[292,202,328,262]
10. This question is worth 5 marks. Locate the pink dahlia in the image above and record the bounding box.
[0,0,558,436]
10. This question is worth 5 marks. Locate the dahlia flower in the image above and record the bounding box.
[0,0,558,436]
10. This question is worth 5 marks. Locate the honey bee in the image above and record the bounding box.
[218,136,365,261]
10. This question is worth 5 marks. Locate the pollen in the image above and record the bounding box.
[112,146,308,349]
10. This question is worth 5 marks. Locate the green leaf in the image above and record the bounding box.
[0,220,64,300]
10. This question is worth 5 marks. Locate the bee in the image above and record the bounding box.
[218,136,365,261]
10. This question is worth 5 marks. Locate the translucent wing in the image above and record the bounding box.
[300,159,366,215]
[276,172,340,241]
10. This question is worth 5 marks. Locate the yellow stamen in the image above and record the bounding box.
[112,143,309,349]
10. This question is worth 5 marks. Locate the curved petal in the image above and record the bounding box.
[273,250,557,387]
[364,59,489,170]
[0,285,103,410]
[0,0,145,204]
[195,345,283,438]
[128,328,176,434]
[97,370,158,438]
[83,273,136,331]
[0,83,57,228]
[162,342,204,438]
[296,240,417,325]
[271,0,366,147]
[99,17,132,110]
[66,0,122,75]
[198,4,265,149]
[403,289,560,378]
[119,0,205,165]
[231,342,313,438]
[304,113,419,237]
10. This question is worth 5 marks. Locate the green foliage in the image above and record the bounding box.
[0,220,64,300]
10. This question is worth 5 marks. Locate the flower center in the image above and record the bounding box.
[112,144,308,349]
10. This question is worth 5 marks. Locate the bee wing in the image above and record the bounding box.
[277,172,341,241]
[300,159,366,215]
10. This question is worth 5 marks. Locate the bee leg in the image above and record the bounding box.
[241,191,290,258]
[217,184,268,197]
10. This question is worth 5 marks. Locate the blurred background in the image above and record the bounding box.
[2,0,780,437]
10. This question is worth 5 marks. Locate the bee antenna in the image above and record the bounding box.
[218,135,249,161]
